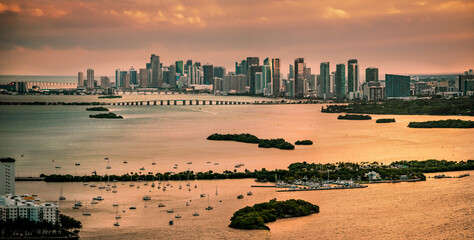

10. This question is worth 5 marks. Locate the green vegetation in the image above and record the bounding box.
[89,112,123,119]
[321,98,474,116]
[0,214,81,238]
[207,133,294,150]
[408,119,474,128]
[40,159,473,184]
[376,118,396,123]
[295,140,313,145]
[337,114,372,120]
[85,106,109,111]
[98,95,122,99]
[229,199,319,230]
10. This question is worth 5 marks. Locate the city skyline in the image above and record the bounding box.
[0,0,473,76]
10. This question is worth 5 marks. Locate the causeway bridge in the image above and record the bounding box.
[111,99,252,106]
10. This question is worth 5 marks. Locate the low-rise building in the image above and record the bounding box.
[0,194,59,223]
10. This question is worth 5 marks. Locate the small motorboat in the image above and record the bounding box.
[167,210,175,213]
[114,222,120,227]
[237,195,244,199]
[169,220,174,225]
[82,213,91,216]
[175,214,181,219]
[192,212,199,216]
[143,196,151,200]
[158,203,166,208]
[129,206,136,210]
[247,191,253,196]
[93,196,104,201]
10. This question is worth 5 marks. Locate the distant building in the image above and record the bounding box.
[255,72,263,94]
[249,65,262,95]
[320,62,330,98]
[385,74,410,98]
[366,67,379,82]
[272,58,281,97]
[348,59,359,93]
[139,68,150,88]
[175,61,184,76]
[115,69,121,89]
[262,64,272,96]
[222,74,246,93]
[0,158,15,195]
[213,66,226,79]
[77,72,84,87]
[364,171,381,181]
[86,68,94,89]
[119,71,127,89]
[129,67,138,85]
[14,82,28,93]
[203,65,214,85]
[213,77,222,93]
[246,57,259,86]
[100,76,110,89]
[457,71,474,95]
[150,54,162,88]
[294,58,305,98]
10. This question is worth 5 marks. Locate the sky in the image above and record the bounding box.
[0,0,473,78]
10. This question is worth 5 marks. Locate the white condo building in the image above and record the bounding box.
[0,194,60,223]
[0,158,15,195]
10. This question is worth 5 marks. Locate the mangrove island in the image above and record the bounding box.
[85,106,109,111]
[89,112,123,119]
[295,140,313,145]
[228,199,319,230]
[207,133,295,150]
[376,118,396,123]
[337,114,372,120]
[408,119,474,128]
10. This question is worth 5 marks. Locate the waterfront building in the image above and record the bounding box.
[330,72,335,94]
[0,194,59,223]
[115,69,121,89]
[366,67,379,82]
[214,66,226,79]
[320,62,330,98]
[100,77,110,89]
[348,59,359,93]
[289,64,294,80]
[272,58,281,97]
[124,72,130,89]
[129,67,138,85]
[249,65,262,95]
[203,65,214,85]
[139,68,150,88]
[262,64,272,96]
[255,72,263,94]
[235,62,242,75]
[457,71,474,95]
[222,74,246,93]
[77,72,84,87]
[385,74,410,98]
[86,68,94,89]
[150,54,162,88]
[369,86,386,101]
[175,61,184,76]
[0,158,15,195]
[213,77,222,93]
[294,58,305,98]
[119,71,127,89]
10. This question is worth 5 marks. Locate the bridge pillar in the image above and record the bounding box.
[183,100,186,105]
[225,101,228,105]
[140,102,143,105]
[127,102,130,105]
[221,101,224,105]
[154,101,156,105]
[160,100,163,105]
[174,100,177,105]
[209,101,212,105]
[167,100,170,105]
[196,100,199,105]
[202,100,205,105]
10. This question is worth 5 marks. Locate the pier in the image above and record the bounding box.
[111,99,252,106]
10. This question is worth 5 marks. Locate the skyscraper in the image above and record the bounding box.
[119,71,127,89]
[294,58,305,98]
[203,65,214,85]
[246,57,259,86]
[213,66,226,79]
[86,68,94,89]
[100,76,109,89]
[0,158,15,195]
[289,64,294,79]
[77,72,84,87]
[150,54,162,88]
[129,67,137,85]
[366,67,379,82]
[385,74,410,98]
[175,61,184,76]
[168,65,177,88]
[335,64,346,100]
[249,65,262,94]
[115,69,121,89]
[320,62,330,98]
[262,64,272,96]
[272,58,280,97]
[348,59,359,93]
[139,68,150,88]
[235,62,242,75]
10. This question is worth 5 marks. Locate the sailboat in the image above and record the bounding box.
[59,186,66,201]
[215,185,218,195]
[205,194,213,211]
[106,158,111,169]
[152,154,156,165]
[193,206,199,216]
[115,206,121,219]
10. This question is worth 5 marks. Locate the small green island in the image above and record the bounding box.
[229,199,319,230]
[98,95,122,99]
[337,114,372,120]
[408,119,474,128]
[207,133,295,150]
[295,140,313,145]
[89,112,123,119]
[376,118,396,123]
[85,106,109,111]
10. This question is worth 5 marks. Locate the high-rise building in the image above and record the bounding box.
[77,72,84,87]
[100,76,109,89]
[255,72,263,94]
[203,65,214,85]
[272,58,281,97]
[335,64,346,100]
[245,57,259,86]
[150,54,162,88]
[168,65,177,88]
[213,77,223,93]
[86,68,94,89]
[320,62,330,98]
[139,68,150,88]
[249,65,262,94]
[366,67,379,82]
[223,74,246,93]
[119,71,127,89]
[235,62,242,75]
[129,67,138,85]
[348,59,359,93]
[385,74,410,98]
[115,69,121,89]
[262,64,272,96]
[294,58,305,98]
[289,64,294,79]
[214,66,226,79]
[124,72,130,89]
[457,71,474,94]
[0,158,15,195]
[175,61,184,76]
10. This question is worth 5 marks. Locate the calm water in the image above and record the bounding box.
[2,95,474,239]
[0,75,77,84]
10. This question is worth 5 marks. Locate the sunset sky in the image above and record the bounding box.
[0,0,473,77]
